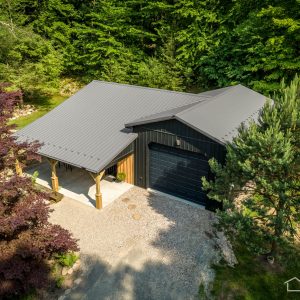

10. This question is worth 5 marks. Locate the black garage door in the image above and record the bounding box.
[149,143,209,205]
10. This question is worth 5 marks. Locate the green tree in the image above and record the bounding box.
[0,24,63,96]
[1,0,299,93]
[202,76,300,257]
[199,0,300,93]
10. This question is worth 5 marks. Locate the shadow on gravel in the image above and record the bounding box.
[63,192,218,300]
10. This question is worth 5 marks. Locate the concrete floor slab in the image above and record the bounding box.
[26,160,133,208]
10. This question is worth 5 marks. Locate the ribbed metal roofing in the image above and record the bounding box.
[197,86,233,97]
[126,84,266,144]
[16,81,203,173]
[125,102,204,127]
[176,85,266,144]
[16,82,265,172]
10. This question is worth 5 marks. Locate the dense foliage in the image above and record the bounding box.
[0,0,299,96]
[0,84,78,297]
[202,76,300,257]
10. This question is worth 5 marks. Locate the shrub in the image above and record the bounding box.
[55,252,78,267]
[0,84,79,298]
[55,276,64,288]
[116,172,126,182]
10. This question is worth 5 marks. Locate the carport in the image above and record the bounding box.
[24,159,133,208]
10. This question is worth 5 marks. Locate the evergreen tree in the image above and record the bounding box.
[202,76,300,257]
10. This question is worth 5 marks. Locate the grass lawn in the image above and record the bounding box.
[10,94,67,129]
[211,243,300,299]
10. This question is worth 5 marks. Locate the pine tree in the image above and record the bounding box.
[202,76,300,257]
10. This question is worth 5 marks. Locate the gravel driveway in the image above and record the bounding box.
[50,187,234,300]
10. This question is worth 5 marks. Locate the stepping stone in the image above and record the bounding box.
[132,213,141,220]
[128,204,136,210]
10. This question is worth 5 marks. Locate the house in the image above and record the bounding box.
[16,81,266,209]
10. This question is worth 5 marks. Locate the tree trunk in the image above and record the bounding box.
[270,240,277,257]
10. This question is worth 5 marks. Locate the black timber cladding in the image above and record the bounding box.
[132,119,226,188]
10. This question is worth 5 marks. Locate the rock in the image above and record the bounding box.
[216,231,238,267]
[67,268,73,275]
[74,278,82,285]
[62,267,68,276]
[62,278,73,289]
[74,259,81,268]
[132,213,141,220]
[64,289,71,295]
[58,296,65,300]
[73,262,80,270]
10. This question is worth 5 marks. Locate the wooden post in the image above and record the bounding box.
[90,170,105,209]
[95,173,102,209]
[49,159,59,192]
[15,159,23,176]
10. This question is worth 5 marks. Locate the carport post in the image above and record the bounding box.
[15,159,23,176]
[48,159,59,192]
[90,170,105,209]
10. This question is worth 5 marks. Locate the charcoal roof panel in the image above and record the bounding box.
[16,81,201,172]
[125,101,205,127]
[16,82,266,171]
[176,85,266,143]
[125,84,266,143]
[197,86,233,97]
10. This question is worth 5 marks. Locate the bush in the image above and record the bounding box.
[0,86,79,298]
[55,252,78,268]
[55,276,64,288]
[116,172,126,182]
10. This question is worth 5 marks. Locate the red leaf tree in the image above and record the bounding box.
[0,83,79,297]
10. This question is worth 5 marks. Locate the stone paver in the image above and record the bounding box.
[50,187,231,300]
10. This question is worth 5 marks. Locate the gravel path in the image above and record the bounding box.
[50,187,232,300]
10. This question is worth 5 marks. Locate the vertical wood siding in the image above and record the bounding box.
[117,153,134,184]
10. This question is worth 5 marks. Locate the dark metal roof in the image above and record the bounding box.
[197,86,233,97]
[176,85,266,144]
[16,82,266,172]
[125,86,231,127]
[126,85,266,144]
[16,81,202,172]
[125,102,203,127]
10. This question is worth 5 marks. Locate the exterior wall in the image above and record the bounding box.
[117,153,134,184]
[132,119,226,188]
[105,142,135,169]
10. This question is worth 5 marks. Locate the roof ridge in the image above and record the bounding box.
[92,80,211,99]
[124,100,206,127]
[139,101,202,119]
[175,85,239,118]
[197,85,236,97]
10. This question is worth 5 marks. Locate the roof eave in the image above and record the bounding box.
[33,133,138,174]
[92,133,138,173]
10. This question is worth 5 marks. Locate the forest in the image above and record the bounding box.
[0,0,299,99]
